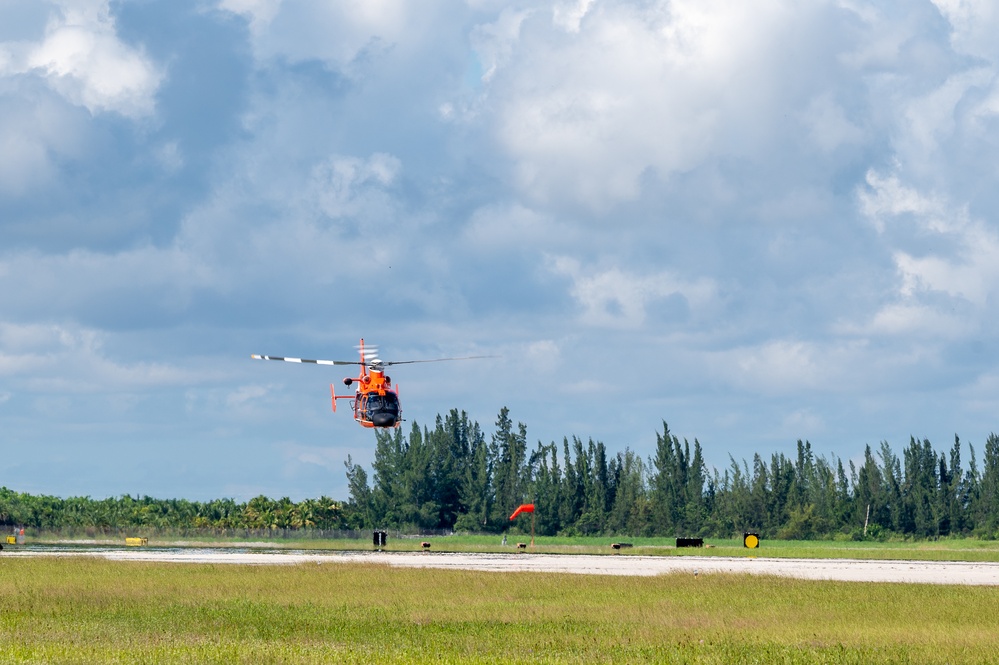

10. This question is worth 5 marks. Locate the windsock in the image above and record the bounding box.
[509,503,535,520]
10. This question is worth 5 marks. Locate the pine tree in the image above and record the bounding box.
[343,455,372,527]
[976,433,999,536]
[489,407,527,525]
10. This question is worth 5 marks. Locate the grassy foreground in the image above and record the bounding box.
[2,558,998,664]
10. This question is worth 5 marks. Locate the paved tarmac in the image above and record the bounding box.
[6,546,999,585]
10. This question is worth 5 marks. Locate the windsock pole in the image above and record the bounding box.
[509,503,536,548]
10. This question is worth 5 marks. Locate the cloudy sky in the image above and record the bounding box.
[3,0,999,501]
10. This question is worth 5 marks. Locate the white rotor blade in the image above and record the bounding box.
[380,355,497,366]
[251,354,360,366]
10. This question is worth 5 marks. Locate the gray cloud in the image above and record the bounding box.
[3,0,999,500]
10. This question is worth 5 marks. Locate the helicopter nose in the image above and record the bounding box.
[372,412,397,428]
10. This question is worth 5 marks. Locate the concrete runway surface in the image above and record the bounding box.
[6,546,999,585]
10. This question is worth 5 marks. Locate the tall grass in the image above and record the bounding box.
[2,557,998,663]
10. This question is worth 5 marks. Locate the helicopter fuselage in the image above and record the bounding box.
[339,367,402,428]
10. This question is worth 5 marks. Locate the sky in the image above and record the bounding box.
[3,0,999,502]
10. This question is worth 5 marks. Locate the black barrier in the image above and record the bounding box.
[676,537,703,548]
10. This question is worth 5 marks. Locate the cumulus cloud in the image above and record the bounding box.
[462,202,572,250]
[0,0,162,117]
[0,321,203,394]
[0,1,161,198]
[218,0,436,72]
[0,243,217,326]
[0,90,89,196]
[802,92,865,152]
[932,0,999,60]
[483,0,828,209]
[860,170,999,316]
[552,0,595,33]
[471,8,531,83]
[216,0,283,33]
[308,153,401,221]
[6,0,999,498]
[550,256,715,329]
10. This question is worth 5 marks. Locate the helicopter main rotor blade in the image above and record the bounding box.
[251,355,361,366]
[378,355,497,367]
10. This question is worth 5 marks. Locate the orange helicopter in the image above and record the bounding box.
[251,339,492,429]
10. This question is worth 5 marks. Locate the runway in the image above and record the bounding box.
[6,545,999,585]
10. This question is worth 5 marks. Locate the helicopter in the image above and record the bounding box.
[251,339,492,429]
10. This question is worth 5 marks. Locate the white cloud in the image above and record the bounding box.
[218,0,429,71]
[0,87,90,197]
[0,1,162,118]
[0,321,204,393]
[225,384,270,410]
[551,256,715,329]
[861,170,999,313]
[308,153,401,221]
[718,340,825,394]
[471,8,531,83]
[780,408,825,439]
[704,339,881,396]
[862,302,969,339]
[552,0,595,34]
[524,339,562,373]
[0,243,217,320]
[6,0,999,499]
[0,3,159,196]
[486,0,817,209]
[897,67,995,169]
[155,142,184,173]
[859,170,940,229]
[278,441,342,476]
[803,92,864,152]
[932,0,999,60]
[27,26,159,117]
[217,0,283,33]
[462,202,570,250]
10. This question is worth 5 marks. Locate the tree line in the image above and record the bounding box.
[343,408,999,540]
[4,407,999,539]
[0,491,346,533]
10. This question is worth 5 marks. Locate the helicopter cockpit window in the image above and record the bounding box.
[365,393,399,417]
[377,394,400,412]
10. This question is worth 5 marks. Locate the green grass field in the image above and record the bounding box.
[2,556,998,664]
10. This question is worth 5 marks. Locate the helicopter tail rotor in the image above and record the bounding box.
[356,340,383,368]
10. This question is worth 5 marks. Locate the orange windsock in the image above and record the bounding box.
[509,503,535,520]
